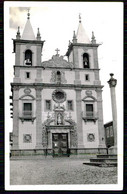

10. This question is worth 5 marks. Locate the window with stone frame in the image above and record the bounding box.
[85,74,89,81]
[23,103,32,117]
[86,104,93,117]
[83,53,89,68]
[106,127,110,138]
[67,100,73,111]
[26,72,30,79]
[45,100,51,111]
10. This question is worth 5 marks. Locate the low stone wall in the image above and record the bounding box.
[10,148,108,158]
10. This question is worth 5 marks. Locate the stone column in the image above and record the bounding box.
[96,88,106,147]
[35,86,43,148]
[12,86,19,150]
[108,73,117,154]
[75,88,83,148]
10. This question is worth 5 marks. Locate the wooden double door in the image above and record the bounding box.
[52,133,69,157]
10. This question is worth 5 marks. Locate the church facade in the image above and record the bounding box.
[10,12,106,156]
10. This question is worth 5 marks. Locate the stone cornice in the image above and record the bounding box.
[11,83,104,89]
[14,65,100,71]
[13,39,45,53]
[66,42,101,57]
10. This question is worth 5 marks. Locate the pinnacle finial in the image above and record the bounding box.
[79,13,81,23]
[37,28,41,40]
[73,30,77,43]
[91,31,96,43]
[73,31,76,38]
[27,8,30,19]
[16,26,21,39]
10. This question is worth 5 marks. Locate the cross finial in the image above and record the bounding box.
[79,13,81,23]
[27,8,30,19]
[55,48,60,55]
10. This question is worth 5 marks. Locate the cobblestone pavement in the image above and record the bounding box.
[10,157,117,185]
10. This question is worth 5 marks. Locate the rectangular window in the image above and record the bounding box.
[23,103,32,117]
[67,100,73,111]
[26,72,30,78]
[85,74,89,81]
[46,100,51,111]
[106,127,110,138]
[86,104,93,117]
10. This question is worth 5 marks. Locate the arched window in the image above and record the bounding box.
[83,53,89,68]
[24,50,32,65]
[56,71,61,83]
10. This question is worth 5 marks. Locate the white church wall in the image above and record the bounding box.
[80,71,95,85]
[64,70,75,84]
[19,120,36,149]
[20,69,36,83]
[82,120,99,148]
[42,70,52,83]
[68,50,73,63]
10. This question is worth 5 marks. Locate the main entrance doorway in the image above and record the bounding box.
[52,133,69,157]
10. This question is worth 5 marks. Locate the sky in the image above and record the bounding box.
[4,1,123,191]
[5,1,123,132]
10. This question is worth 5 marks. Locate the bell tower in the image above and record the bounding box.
[66,15,105,148]
[13,10,44,83]
[11,10,45,150]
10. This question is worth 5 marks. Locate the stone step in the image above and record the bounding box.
[96,154,117,159]
[90,158,117,163]
[83,162,117,167]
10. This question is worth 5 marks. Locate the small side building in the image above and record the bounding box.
[104,121,114,148]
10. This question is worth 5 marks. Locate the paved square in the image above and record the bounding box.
[10,157,117,185]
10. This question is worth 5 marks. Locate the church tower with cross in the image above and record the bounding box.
[10,11,106,157]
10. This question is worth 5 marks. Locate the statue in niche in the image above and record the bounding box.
[57,113,62,125]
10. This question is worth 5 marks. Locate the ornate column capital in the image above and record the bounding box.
[108,73,117,88]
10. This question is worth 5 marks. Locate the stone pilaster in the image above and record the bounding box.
[15,43,20,66]
[36,45,42,66]
[12,86,19,149]
[35,68,42,82]
[35,86,43,148]
[93,47,98,69]
[96,88,106,147]
[73,46,81,84]
[75,88,84,148]
[13,67,21,83]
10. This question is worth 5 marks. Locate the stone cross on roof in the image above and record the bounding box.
[55,48,60,55]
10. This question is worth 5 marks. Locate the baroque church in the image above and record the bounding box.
[10,11,106,156]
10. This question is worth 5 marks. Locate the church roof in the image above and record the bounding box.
[42,54,73,68]
[21,15,35,40]
[76,21,90,44]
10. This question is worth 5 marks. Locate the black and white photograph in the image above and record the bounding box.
[4,1,123,191]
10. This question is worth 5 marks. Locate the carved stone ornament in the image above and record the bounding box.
[87,133,95,142]
[50,70,67,84]
[52,89,66,103]
[24,88,31,94]
[85,90,92,96]
[13,86,19,91]
[23,134,32,143]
